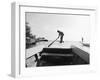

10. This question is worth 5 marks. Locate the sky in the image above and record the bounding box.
[26,12,90,43]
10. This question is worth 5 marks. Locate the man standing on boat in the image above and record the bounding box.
[57,30,64,43]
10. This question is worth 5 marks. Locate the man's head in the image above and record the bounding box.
[57,30,60,33]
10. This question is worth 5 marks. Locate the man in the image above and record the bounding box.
[82,37,84,43]
[57,30,64,43]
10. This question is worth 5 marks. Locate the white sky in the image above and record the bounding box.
[26,13,90,42]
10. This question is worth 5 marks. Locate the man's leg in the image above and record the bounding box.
[60,35,64,43]
[60,36,62,43]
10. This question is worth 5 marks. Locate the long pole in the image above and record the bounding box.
[48,36,59,47]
